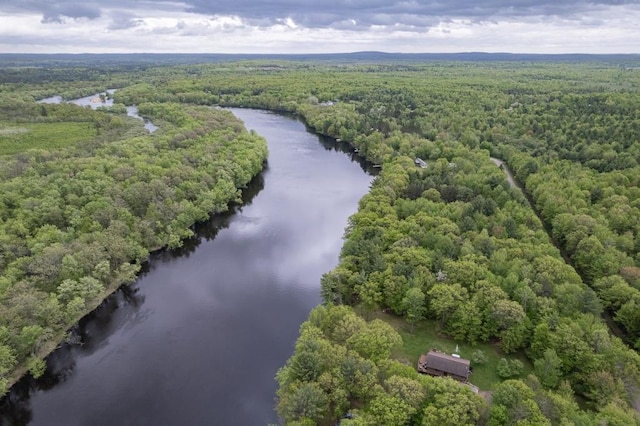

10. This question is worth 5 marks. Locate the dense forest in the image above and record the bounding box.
[0,78,268,393]
[1,58,640,424]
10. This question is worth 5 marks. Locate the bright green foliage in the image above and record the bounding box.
[277,382,329,425]
[596,402,640,426]
[0,345,17,385]
[384,375,426,410]
[534,349,563,389]
[277,305,485,425]
[0,84,267,389]
[57,277,103,306]
[5,59,640,423]
[428,283,468,327]
[421,379,486,426]
[26,356,46,378]
[496,358,525,379]
[346,319,401,363]
[490,380,551,425]
[471,350,488,365]
[0,122,96,155]
[403,287,425,330]
[339,353,378,402]
[213,60,640,424]
[367,394,413,425]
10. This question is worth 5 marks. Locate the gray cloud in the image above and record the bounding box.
[108,11,143,30]
[0,1,102,23]
[0,0,169,24]
[42,4,101,23]
[2,0,638,29]
[179,0,639,28]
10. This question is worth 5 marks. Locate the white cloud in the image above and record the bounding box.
[0,3,638,53]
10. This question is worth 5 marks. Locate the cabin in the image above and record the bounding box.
[415,158,428,168]
[417,350,471,382]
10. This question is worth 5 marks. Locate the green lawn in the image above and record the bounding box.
[0,122,96,155]
[372,311,533,391]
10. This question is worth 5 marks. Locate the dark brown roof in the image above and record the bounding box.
[423,350,470,378]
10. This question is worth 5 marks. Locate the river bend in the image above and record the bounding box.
[0,109,374,425]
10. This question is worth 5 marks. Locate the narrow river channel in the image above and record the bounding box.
[0,109,375,425]
[37,90,158,133]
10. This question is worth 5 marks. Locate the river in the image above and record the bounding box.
[37,90,158,133]
[0,109,375,425]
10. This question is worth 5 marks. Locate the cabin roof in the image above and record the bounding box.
[423,350,470,378]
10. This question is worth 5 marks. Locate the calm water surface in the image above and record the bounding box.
[38,90,158,133]
[0,109,374,425]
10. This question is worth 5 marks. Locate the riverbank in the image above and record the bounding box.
[0,103,268,397]
[4,166,266,394]
[0,108,373,425]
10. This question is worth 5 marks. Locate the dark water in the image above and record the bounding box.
[0,109,374,425]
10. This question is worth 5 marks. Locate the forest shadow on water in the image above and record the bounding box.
[0,172,267,426]
[0,109,374,426]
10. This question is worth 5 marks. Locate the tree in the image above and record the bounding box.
[26,356,47,378]
[285,326,336,384]
[347,319,402,362]
[428,283,468,328]
[600,279,636,311]
[0,344,18,384]
[65,296,86,323]
[16,325,46,358]
[402,287,425,332]
[384,375,426,410]
[471,350,488,365]
[616,298,640,338]
[357,279,382,319]
[368,394,413,425]
[321,268,351,305]
[509,360,524,376]
[332,312,367,345]
[488,404,509,426]
[619,266,640,289]
[277,382,329,424]
[449,301,483,344]
[339,354,378,401]
[56,276,103,308]
[586,371,627,409]
[496,359,513,379]
[0,344,18,394]
[534,349,563,389]
[422,379,485,426]
[316,371,349,421]
[596,402,640,426]
[573,236,612,282]
[491,300,525,331]
[382,273,409,314]
[491,380,551,425]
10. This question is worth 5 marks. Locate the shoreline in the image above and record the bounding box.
[1,105,367,397]
[1,110,268,394]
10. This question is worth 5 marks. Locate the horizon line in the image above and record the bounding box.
[2,51,640,56]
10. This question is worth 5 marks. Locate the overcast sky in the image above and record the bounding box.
[1,0,639,54]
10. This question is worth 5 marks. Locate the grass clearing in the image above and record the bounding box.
[370,310,533,390]
[0,121,96,155]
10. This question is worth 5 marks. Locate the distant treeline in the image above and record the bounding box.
[1,52,640,69]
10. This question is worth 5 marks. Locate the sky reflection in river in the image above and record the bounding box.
[0,109,374,425]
